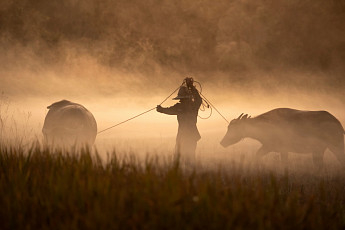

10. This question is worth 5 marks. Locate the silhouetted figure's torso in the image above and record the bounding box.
[157,86,202,165]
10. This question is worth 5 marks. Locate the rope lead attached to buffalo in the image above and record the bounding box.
[193,80,229,124]
[200,92,229,124]
[97,85,182,134]
[97,79,229,134]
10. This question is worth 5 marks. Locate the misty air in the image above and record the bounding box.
[1,0,345,229]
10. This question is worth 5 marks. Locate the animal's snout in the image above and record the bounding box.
[220,138,228,148]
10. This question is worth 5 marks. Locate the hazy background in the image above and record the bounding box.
[1,0,345,166]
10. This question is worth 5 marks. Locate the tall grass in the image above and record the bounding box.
[0,144,344,230]
[0,94,34,147]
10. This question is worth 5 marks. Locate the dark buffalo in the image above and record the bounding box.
[42,100,97,147]
[220,108,345,168]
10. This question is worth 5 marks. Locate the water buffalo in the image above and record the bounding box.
[220,108,345,168]
[42,100,97,147]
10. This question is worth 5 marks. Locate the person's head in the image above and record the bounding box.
[173,86,191,102]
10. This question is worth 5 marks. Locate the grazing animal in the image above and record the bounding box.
[42,100,97,147]
[220,108,345,168]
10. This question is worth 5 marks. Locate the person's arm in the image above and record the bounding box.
[157,103,182,115]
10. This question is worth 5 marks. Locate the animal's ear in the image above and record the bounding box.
[242,114,248,119]
[248,115,251,118]
[237,113,244,120]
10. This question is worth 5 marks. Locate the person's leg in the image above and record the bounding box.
[174,139,182,163]
[181,140,197,168]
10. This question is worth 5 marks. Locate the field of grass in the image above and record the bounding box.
[0,143,344,230]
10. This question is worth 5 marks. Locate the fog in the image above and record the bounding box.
[1,0,345,168]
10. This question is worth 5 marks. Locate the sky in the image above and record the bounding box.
[0,0,345,152]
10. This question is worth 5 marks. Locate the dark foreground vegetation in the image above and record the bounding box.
[0,145,345,230]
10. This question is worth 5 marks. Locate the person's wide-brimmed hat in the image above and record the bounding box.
[173,86,191,100]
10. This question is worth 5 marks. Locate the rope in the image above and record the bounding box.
[198,99,213,119]
[97,85,181,134]
[198,105,213,119]
[158,85,181,105]
[194,81,227,123]
[97,107,157,134]
[97,81,229,134]
[200,92,229,124]
[194,81,203,93]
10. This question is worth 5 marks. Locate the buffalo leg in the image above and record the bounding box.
[255,145,270,162]
[328,142,345,167]
[312,151,325,169]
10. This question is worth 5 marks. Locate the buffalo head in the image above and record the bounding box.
[220,113,250,147]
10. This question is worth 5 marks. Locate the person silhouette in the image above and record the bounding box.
[157,78,202,166]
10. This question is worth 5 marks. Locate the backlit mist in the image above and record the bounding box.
[1,0,345,165]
